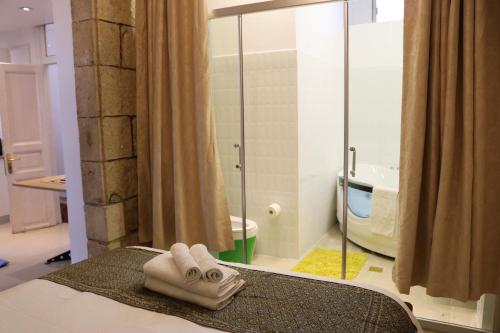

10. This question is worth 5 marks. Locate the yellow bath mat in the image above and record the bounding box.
[292,248,368,280]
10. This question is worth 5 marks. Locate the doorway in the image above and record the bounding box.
[0,0,86,291]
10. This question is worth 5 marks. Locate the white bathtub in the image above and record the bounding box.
[336,164,399,258]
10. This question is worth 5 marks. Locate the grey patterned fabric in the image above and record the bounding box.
[41,248,417,333]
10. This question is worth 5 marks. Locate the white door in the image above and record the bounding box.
[0,64,60,233]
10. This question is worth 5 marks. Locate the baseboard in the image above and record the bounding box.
[420,318,491,333]
[0,215,9,224]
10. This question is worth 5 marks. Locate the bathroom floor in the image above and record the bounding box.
[252,224,480,328]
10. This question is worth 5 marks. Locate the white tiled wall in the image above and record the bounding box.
[213,50,300,258]
[297,51,343,256]
[296,3,344,255]
[213,48,344,259]
[245,50,299,258]
[212,55,242,217]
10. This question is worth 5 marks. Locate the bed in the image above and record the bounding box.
[0,247,423,333]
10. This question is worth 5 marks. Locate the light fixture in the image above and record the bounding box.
[19,6,33,12]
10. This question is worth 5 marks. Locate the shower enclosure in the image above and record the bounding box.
[210,1,345,264]
[208,0,496,331]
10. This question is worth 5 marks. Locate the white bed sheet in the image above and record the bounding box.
[0,279,220,333]
[0,246,423,333]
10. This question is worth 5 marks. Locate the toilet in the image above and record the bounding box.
[218,216,258,264]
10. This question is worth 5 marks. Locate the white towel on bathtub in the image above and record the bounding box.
[370,186,398,237]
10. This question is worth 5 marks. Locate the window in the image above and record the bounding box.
[375,0,404,22]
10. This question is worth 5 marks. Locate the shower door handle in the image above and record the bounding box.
[234,144,242,169]
[349,146,356,177]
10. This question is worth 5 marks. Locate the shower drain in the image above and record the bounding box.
[368,266,383,273]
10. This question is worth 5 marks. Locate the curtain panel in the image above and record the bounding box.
[136,0,233,252]
[394,0,500,301]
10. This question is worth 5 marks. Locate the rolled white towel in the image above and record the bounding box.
[190,244,223,282]
[143,253,240,298]
[144,276,245,310]
[170,243,201,284]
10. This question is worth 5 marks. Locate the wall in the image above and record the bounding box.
[71,0,138,256]
[348,0,375,25]
[0,27,43,64]
[209,7,296,56]
[213,50,300,258]
[51,0,88,262]
[208,0,266,8]
[296,3,344,255]
[245,50,299,257]
[0,166,8,218]
[210,5,300,258]
[47,64,65,174]
[0,156,8,218]
[349,21,403,168]
[0,99,8,218]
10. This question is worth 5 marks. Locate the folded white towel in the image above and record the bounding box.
[170,243,201,284]
[143,253,240,298]
[144,276,245,310]
[190,244,223,282]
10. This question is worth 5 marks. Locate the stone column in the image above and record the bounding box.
[71,0,138,256]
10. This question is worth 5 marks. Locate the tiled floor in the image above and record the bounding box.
[253,224,480,329]
[0,221,70,291]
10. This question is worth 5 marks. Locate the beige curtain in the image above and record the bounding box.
[136,0,233,252]
[393,0,500,301]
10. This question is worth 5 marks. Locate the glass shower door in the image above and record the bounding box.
[209,1,347,271]
[209,16,245,262]
[237,2,347,274]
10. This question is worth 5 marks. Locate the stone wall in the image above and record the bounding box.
[71,0,138,256]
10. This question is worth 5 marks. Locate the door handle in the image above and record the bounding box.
[5,153,20,174]
[349,146,356,177]
[234,143,242,169]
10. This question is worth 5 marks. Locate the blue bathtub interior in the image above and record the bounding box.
[347,186,372,218]
[339,176,374,218]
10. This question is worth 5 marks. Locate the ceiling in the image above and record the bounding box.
[0,0,53,33]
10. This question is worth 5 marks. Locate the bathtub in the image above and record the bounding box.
[336,164,399,258]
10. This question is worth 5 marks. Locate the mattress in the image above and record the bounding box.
[0,246,423,333]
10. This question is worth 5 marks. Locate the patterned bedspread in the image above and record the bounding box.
[41,248,418,333]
